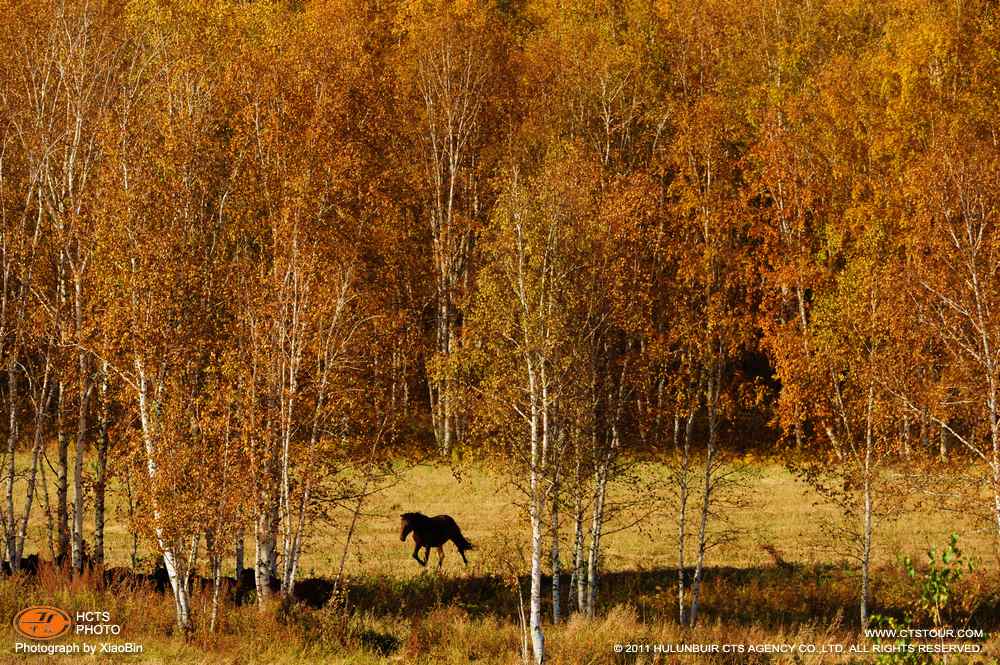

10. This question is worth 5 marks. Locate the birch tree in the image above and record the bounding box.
[399,6,508,456]
[0,67,54,572]
[471,148,597,663]
[905,130,1000,540]
[228,1,385,603]
[2,0,121,571]
[92,5,236,629]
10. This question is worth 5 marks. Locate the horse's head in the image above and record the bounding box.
[400,513,415,541]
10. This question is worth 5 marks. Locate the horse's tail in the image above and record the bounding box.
[451,523,474,551]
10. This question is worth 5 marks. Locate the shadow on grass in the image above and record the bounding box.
[9,557,998,636]
[343,563,1000,632]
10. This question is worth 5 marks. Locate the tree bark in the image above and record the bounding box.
[209,551,222,633]
[255,499,279,606]
[676,408,695,626]
[4,359,18,570]
[550,477,560,624]
[527,358,545,664]
[94,361,110,566]
[570,454,586,615]
[71,275,89,573]
[17,372,51,569]
[688,368,719,627]
[135,361,192,633]
[56,382,70,563]
[586,438,612,618]
[860,385,875,628]
[282,485,309,593]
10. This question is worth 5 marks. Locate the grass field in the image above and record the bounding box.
[4,461,1000,664]
[270,461,1000,579]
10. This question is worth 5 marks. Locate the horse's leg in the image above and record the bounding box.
[448,534,469,566]
[413,544,426,567]
[436,547,444,568]
[423,546,431,566]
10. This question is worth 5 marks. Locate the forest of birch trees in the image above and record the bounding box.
[1,0,999,662]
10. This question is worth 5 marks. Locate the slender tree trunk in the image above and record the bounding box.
[430,297,455,456]
[163,547,192,632]
[209,550,222,633]
[860,385,875,628]
[205,530,222,633]
[993,465,1000,542]
[569,450,587,612]
[72,277,89,572]
[10,449,35,569]
[861,467,873,627]
[516,571,530,665]
[39,460,56,560]
[586,452,609,618]
[334,490,366,600]
[16,398,49,567]
[283,485,309,592]
[527,360,545,665]
[278,354,299,594]
[688,370,718,627]
[255,502,279,606]
[550,478,560,624]
[56,382,70,563]
[4,358,18,570]
[56,247,69,563]
[676,409,695,626]
[135,362,191,633]
[987,379,1000,542]
[94,361,110,566]
[72,395,88,572]
[529,482,545,664]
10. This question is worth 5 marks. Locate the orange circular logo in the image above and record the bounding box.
[13,606,73,640]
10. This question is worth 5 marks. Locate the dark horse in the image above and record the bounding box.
[400,512,473,567]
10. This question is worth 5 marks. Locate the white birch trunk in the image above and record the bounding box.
[71,276,89,573]
[255,501,279,606]
[3,359,18,569]
[571,461,586,614]
[527,358,545,664]
[209,550,222,633]
[94,360,109,565]
[56,381,70,560]
[135,361,192,632]
[529,481,545,664]
[550,478,560,624]
[688,370,718,627]
[16,367,52,567]
[860,385,874,627]
[586,452,609,618]
[676,409,695,626]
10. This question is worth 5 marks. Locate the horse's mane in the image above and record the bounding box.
[401,511,426,521]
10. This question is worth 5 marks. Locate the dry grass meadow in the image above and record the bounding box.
[4,461,1000,664]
